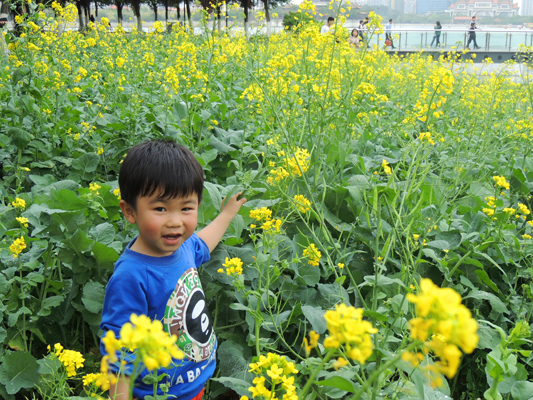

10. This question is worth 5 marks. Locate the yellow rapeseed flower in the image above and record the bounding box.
[323,304,378,364]
[10,236,26,258]
[382,159,391,175]
[293,195,311,213]
[16,217,29,227]
[250,207,272,222]
[303,243,321,266]
[406,279,478,387]
[218,257,244,276]
[11,198,26,210]
[493,175,510,190]
[53,343,85,377]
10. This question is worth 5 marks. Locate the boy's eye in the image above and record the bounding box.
[155,207,166,212]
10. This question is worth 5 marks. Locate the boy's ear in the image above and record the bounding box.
[120,200,137,224]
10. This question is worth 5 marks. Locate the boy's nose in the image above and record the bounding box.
[167,213,183,227]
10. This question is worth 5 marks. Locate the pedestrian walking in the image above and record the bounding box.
[385,19,395,49]
[321,17,335,35]
[358,18,368,42]
[430,21,442,47]
[466,16,481,49]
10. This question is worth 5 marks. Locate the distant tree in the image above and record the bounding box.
[260,0,288,35]
[114,0,125,25]
[184,0,191,25]
[129,0,142,30]
[282,10,316,33]
[236,0,251,33]
[201,0,222,30]
[146,0,159,20]
[160,0,172,21]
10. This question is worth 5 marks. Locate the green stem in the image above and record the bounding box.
[298,348,336,399]
[349,343,418,400]
[255,299,261,357]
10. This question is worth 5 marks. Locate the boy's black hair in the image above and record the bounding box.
[119,140,204,208]
[327,17,334,23]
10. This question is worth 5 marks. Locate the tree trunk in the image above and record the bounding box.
[263,0,270,35]
[244,0,249,36]
[132,0,142,31]
[185,0,191,27]
[165,1,168,22]
[153,5,158,21]
[95,0,98,17]
[77,1,86,31]
[116,1,123,25]
[0,1,8,56]
[83,0,90,26]
[217,1,221,31]
[176,1,180,22]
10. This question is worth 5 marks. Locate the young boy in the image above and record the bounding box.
[99,140,247,400]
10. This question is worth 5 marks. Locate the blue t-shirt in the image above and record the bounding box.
[100,234,216,400]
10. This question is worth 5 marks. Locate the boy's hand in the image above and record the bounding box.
[221,192,247,217]
[198,191,248,252]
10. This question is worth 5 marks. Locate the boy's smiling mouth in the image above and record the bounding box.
[163,234,183,245]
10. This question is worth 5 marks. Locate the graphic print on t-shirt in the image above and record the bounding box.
[164,268,216,362]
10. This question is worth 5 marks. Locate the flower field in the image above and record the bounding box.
[1,2,533,399]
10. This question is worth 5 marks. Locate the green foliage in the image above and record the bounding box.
[282,11,318,33]
[2,5,533,400]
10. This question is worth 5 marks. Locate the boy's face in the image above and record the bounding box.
[120,192,199,257]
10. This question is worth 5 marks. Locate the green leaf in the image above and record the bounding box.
[92,242,120,268]
[301,305,327,334]
[8,127,33,149]
[511,381,533,400]
[0,386,15,400]
[50,189,87,211]
[173,101,188,120]
[464,291,508,314]
[8,307,31,327]
[435,231,462,249]
[316,376,355,393]
[0,351,40,394]
[82,282,105,313]
[204,182,223,212]
[89,223,116,245]
[71,153,99,175]
[69,229,94,253]
[37,296,64,317]
[361,276,405,288]
[230,303,251,312]
[210,137,235,153]
[297,263,320,286]
[217,340,249,377]
[475,269,500,293]
[211,377,251,397]
[37,357,61,375]
[425,240,450,250]
[363,310,388,322]
[0,274,10,296]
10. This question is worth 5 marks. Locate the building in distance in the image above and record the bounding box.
[522,0,533,15]
[447,0,519,17]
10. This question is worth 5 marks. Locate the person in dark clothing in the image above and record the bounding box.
[90,14,95,23]
[430,21,442,47]
[466,17,480,49]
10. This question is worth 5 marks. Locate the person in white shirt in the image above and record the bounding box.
[385,19,395,49]
[321,17,335,35]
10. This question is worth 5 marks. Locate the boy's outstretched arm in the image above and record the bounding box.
[198,192,247,252]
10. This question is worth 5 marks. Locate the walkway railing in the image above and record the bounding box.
[357,28,533,52]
